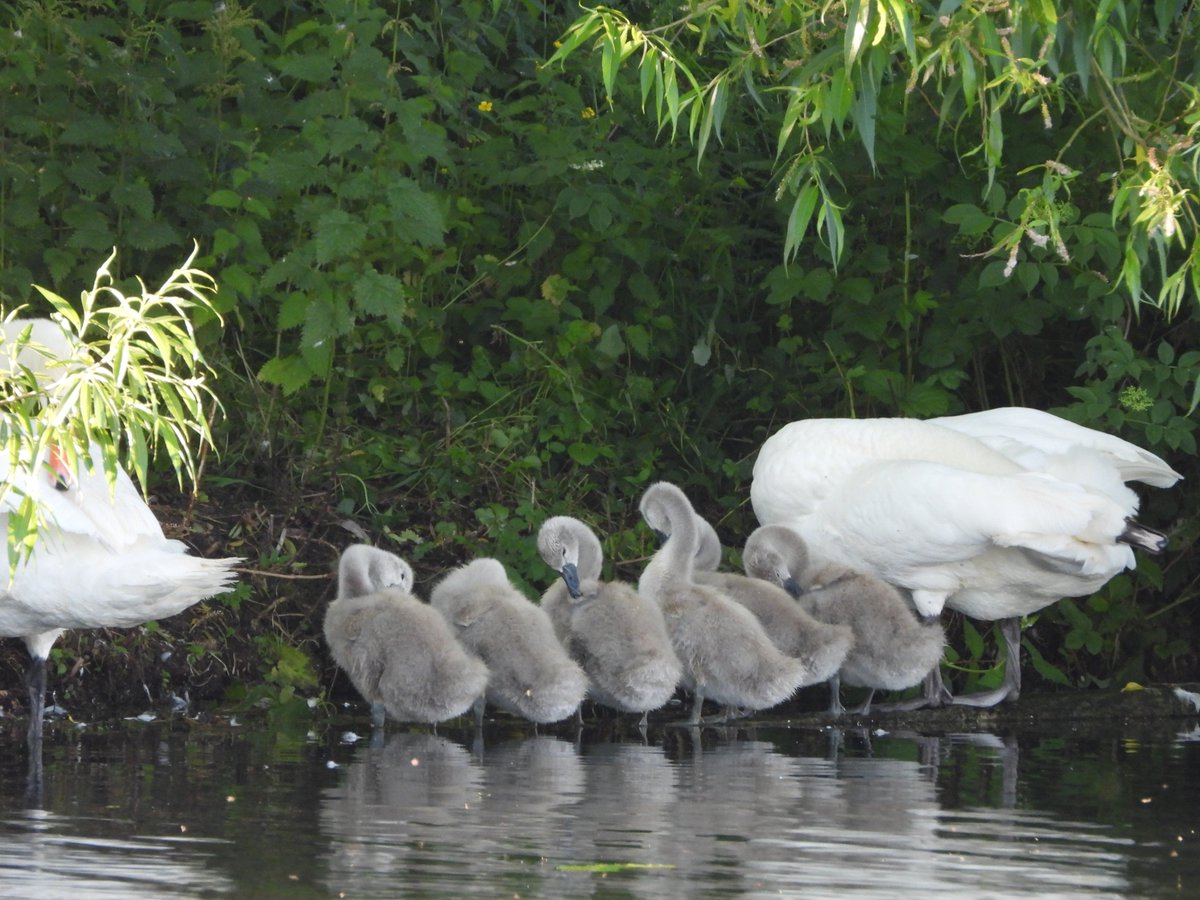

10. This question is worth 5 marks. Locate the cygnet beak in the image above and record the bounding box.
[561,562,581,599]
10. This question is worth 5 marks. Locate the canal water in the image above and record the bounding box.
[0,709,1196,897]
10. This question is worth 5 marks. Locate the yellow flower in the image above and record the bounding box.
[581,106,596,120]
[478,100,493,112]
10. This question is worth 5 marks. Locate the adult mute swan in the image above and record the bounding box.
[750,408,1179,706]
[0,318,241,747]
[537,516,682,726]
[325,545,489,726]
[430,557,588,725]
[638,482,810,724]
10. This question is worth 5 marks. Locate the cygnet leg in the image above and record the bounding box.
[827,674,845,717]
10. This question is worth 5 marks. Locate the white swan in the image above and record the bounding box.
[537,515,681,726]
[324,545,489,726]
[637,482,810,724]
[430,557,588,725]
[691,516,853,690]
[750,408,1179,706]
[0,319,241,746]
[743,524,944,715]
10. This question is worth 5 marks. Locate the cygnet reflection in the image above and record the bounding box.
[320,731,485,892]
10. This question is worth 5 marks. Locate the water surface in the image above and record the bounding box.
[0,712,1196,897]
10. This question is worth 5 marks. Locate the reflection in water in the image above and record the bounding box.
[0,716,1195,896]
[0,808,235,897]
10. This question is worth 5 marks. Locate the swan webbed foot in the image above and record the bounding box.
[697,705,748,725]
[947,617,1022,708]
[846,689,876,716]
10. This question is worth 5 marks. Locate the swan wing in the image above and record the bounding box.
[0,528,240,635]
[933,407,1182,487]
[789,460,1136,597]
[751,417,1021,524]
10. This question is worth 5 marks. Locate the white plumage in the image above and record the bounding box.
[0,318,241,743]
[750,408,1178,705]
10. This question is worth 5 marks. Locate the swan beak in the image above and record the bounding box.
[781,577,803,599]
[47,444,73,491]
[561,562,582,599]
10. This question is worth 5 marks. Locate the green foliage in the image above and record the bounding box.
[551,1,1200,315]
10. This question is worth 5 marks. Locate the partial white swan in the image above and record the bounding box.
[430,557,587,725]
[0,319,240,748]
[691,516,852,689]
[744,524,944,715]
[324,545,489,725]
[537,515,681,726]
[750,409,1178,706]
[637,482,809,724]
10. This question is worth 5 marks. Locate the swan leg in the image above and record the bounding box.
[26,654,47,752]
[949,617,1022,708]
[1000,617,1022,702]
[687,691,705,725]
[637,710,649,730]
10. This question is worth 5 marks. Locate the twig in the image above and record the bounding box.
[237,567,330,580]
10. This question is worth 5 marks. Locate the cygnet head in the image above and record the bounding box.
[435,557,510,597]
[638,481,698,537]
[537,516,603,599]
[338,544,414,599]
[742,525,809,598]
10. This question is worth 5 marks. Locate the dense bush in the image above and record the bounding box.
[1,0,1196,704]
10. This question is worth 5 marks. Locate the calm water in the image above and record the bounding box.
[0,710,1197,897]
